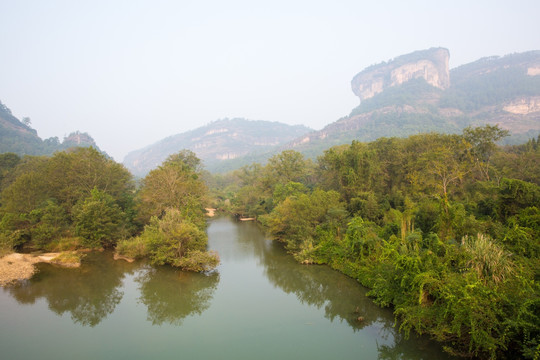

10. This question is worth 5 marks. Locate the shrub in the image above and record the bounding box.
[461,233,514,284]
[73,188,127,248]
[45,236,82,252]
[116,237,148,260]
[51,251,85,267]
[174,250,220,272]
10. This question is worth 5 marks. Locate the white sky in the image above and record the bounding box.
[1,0,539,161]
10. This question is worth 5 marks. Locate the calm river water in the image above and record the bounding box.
[0,217,455,359]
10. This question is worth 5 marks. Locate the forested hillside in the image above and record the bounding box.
[0,100,102,156]
[212,126,540,359]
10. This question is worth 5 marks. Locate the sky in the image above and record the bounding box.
[1,0,539,161]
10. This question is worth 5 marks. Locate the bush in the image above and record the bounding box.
[135,208,218,272]
[116,237,148,260]
[45,236,82,252]
[174,250,220,272]
[73,188,127,248]
[0,232,14,257]
[51,251,85,267]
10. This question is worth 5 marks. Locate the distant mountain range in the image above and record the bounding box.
[124,48,540,174]
[288,48,540,157]
[123,118,313,175]
[3,48,539,175]
[0,101,102,156]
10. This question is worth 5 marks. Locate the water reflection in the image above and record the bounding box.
[6,252,134,326]
[229,219,386,330]
[228,219,455,360]
[135,266,219,325]
[0,218,454,359]
[5,251,220,328]
[263,244,387,330]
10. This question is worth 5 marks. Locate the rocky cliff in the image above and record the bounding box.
[286,49,540,159]
[351,48,450,102]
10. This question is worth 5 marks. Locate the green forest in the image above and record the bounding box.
[0,147,218,271]
[1,125,539,359]
[211,125,540,359]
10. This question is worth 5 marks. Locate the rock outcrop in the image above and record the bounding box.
[503,96,540,115]
[287,49,540,157]
[351,48,450,102]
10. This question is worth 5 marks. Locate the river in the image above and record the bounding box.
[0,217,455,359]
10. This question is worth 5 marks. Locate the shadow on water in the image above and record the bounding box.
[222,217,456,360]
[135,266,219,325]
[6,251,135,326]
[5,251,220,328]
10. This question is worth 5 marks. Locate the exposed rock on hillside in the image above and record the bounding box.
[351,48,450,102]
[289,49,540,158]
[123,118,312,176]
[123,49,540,173]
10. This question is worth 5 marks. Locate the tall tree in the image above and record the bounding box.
[73,188,128,248]
[136,150,207,226]
[462,125,509,181]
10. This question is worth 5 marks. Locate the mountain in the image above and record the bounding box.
[288,49,540,156]
[351,47,450,101]
[0,100,101,156]
[121,49,540,174]
[123,118,313,176]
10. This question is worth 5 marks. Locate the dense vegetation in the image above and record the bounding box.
[1,119,538,357]
[212,126,540,359]
[0,148,218,271]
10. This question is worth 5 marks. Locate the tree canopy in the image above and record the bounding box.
[211,125,540,359]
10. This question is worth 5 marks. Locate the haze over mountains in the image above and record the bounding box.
[123,48,540,174]
[2,48,539,174]
[0,101,102,156]
[288,48,540,158]
[123,119,312,176]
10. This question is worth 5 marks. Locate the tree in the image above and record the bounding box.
[409,134,471,217]
[22,117,32,127]
[0,153,20,191]
[73,188,127,248]
[137,150,207,226]
[462,125,509,181]
[263,150,312,189]
[266,189,344,252]
[141,208,218,271]
[45,147,134,210]
[29,200,69,249]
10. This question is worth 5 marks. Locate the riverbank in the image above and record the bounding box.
[0,252,82,286]
[205,208,217,217]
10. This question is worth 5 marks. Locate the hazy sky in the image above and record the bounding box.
[1,0,539,161]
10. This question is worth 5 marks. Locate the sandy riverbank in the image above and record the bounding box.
[0,252,80,286]
[205,208,217,217]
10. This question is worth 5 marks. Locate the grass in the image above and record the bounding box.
[51,251,85,267]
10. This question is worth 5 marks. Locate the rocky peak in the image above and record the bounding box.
[63,131,97,147]
[351,47,450,102]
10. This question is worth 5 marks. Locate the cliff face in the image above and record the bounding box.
[351,48,450,102]
[503,96,540,115]
[285,49,540,159]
